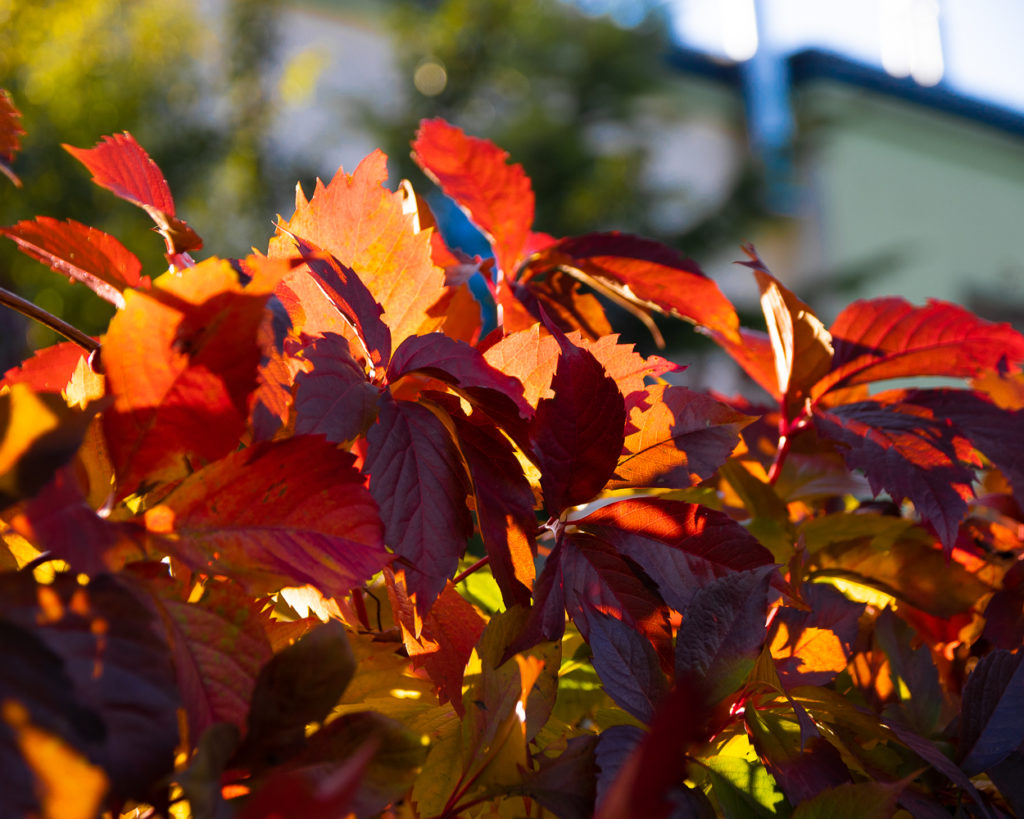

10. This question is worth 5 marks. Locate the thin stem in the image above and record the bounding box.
[0,286,99,353]
[452,555,490,586]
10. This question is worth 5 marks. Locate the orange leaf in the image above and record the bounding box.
[271,150,446,350]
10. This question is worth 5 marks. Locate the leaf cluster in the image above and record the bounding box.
[2,91,1024,818]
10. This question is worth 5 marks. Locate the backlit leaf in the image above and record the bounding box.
[102,257,284,496]
[813,401,978,550]
[611,384,751,488]
[814,298,1024,398]
[63,132,202,257]
[271,149,445,349]
[128,565,273,749]
[146,436,389,599]
[523,232,739,342]
[0,88,23,185]
[412,118,533,278]
[364,394,472,612]
[0,384,99,508]
[572,498,776,613]
[1,217,145,308]
[0,341,86,393]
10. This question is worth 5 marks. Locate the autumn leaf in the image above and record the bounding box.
[0,384,100,509]
[0,341,88,393]
[746,248,833,414]
[0,572,180,802]
[572,498,776,613]
[363,393,473,612]
[127,564,273,750]
[412,118,534,279]
[813,298,1024,399]
[611,383,752,489]
[530,317,626,515]
[271,149,446,349]
[813,401,979,550]
[0,88,24,186]
[1,217,146,308]
[522,232,740,344]
[293,332,381,443]
[63,132,202,259]
[102,257,286,496]
[144,435,389,599]
[959,649,1024,776]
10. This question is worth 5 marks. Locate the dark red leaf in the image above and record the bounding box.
[287,235,392,369]
[236,621,355,769]
[572,498,776,612]
[873,607,943,736]
[0,88,24,186]
[293,333,381,443]
[675,565,776,704]
[588,611,669,724]
[147,436,389,599]
[611,384,751,489]
[813,401,978,550]
[524,232,739,341]
[388,331,532,436]
[412,118,534,278]
[814,298,1024,398]
[530,317,626,514]
[63,132,202,257]
[363,393,473,612]
[518,735,597,819]
[959,649,1024,776]
[1,217,145,307]
[446,402,537,605]
[0,572,180,802]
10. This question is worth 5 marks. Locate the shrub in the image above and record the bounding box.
[2,90,1024,818]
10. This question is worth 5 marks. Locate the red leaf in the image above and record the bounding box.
[146,436,389,599]
[572,498,776,613]
[0,341,87,393]
[412,118,534,278]
[388,332,532,436]
[711,326,780,399]
[611,384,751,489]
[0,88,24,186]
[447,403,537,605]
[102,257,285,496]
[2,217,145,307]
[530,318,626,515]
[814,298,1024,398]
[524,232,740,341]
[363,394,473,612]
[270,150,446,350]
[813,401,978,550]
[128,565,273,749]
[293,333,381,443]
[63,132,202,257]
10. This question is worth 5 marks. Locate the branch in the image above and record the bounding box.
[0,285,99,353]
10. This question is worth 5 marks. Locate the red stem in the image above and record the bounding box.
[452,555,490,586]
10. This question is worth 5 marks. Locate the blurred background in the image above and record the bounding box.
[2,0,1023,391]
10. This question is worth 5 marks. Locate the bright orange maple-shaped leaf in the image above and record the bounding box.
[270,150,446,351]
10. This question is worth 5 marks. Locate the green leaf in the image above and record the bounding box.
[790,781,901,819]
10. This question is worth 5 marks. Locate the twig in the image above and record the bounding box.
[0,285,99,353]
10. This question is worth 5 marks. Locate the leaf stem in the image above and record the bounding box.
[452,555,490,585]
[0,285,99,353]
